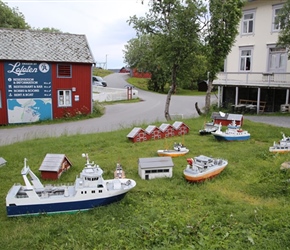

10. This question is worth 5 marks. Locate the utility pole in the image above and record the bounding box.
[105,54,108,69]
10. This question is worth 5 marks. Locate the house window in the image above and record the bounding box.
[58,90,72,107]
[57,64,72,78]
[0,90,2,108]
[268,46,287,73]
[242,10,255,35]
[239,47,253,71]
[272,4,284,32]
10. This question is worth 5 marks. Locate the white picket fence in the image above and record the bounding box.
[92,86,138,102]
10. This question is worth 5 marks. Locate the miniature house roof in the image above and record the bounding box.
[127,127,146,138]
[172,121,187,129]
[138,157,174,169]
[211,112,243,121]
[0,157,7,167]
[227,113,243,121]
[145,125,158,134]
[39,154,72,172]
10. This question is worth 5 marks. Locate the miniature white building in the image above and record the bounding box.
[138,157,174,180]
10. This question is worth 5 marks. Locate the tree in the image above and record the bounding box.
[123,35,170,93]
[277,0,290,57]
[123,35,154,71]
[128,0,207,120]
[203,0,244,113]
[0,1,30,29]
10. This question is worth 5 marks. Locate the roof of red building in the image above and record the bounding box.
[0,28,94,63]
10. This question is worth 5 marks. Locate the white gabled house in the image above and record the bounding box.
[214,0,290,113]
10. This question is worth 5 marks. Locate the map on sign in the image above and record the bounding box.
[4,61,53,124]
[7,98,52,124]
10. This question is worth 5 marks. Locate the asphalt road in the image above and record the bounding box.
[0,73,215,146]
[244,115,290,129]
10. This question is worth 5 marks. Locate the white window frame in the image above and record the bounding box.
[239,46,253,72]
[241,10,255,35]
[0,90,2,108]
[267,44,287,73]
[57,90,72,107]
[272,4,284,32]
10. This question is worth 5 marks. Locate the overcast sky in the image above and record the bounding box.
[6,0,150,69]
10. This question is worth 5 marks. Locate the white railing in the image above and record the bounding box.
[213,72,290,88]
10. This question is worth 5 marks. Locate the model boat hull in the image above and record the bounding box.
[7,192,127,217]
[212,134,250,141]
[157,149,189,157]
[184,165,226,182]
[269,147,290,153]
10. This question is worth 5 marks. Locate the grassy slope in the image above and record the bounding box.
[1,116,290,249]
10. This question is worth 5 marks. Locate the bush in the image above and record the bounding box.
[92,101,105,115]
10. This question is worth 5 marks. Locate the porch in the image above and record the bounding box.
[213,72,290,114]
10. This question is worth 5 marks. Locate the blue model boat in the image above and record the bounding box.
[211,121,250,141]
[6,154,136,217]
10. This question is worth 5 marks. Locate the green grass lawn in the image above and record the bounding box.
[1,116,290,249]
[127,77,210,96]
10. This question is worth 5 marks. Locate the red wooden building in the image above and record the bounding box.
[131,68,152,78]
[145,125,162,140]
[39,153,73,180]
[0,28,95,125]
[119,67,130,73]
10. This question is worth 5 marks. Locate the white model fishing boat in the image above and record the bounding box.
[199,121,219,135]
[269,133,290,153]
[6,154,136,217]
[157,142,189,157]
[183,155,228,182]
[211,121,250,141]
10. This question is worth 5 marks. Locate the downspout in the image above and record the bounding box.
[235,86,239,106]
[257,87,261,114]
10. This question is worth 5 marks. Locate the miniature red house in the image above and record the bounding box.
[127,121,190,143]
[211,112,243,126]
[127,127,150,143]
[172,121,190,136]
[145,125,162,140]
[39,154,72,180]
[159,123,175,138]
